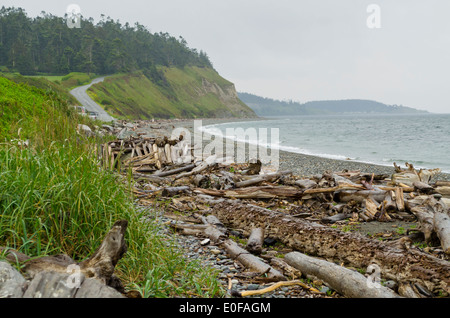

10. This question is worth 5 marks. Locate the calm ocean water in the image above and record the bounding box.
[201,113,450,173]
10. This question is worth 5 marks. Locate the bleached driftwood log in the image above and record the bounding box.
[284,252,401,298]
[0,261,125,298]
[3,220,128,293]
[410,196,450,254]
[222,240,286,282]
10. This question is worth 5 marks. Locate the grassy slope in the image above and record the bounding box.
[87,66,256,119]
[0,77,223,297]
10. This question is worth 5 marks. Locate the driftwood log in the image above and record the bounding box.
[232,279,320,297]
[246,228,265,255]
[1,220,128,296]
[410,196,450,254]
[235,171,293,188]
[198,196,450,296]
[0,261,125,298]
[284,252,401,298]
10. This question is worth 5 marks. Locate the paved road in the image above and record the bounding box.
[70,76,115,122]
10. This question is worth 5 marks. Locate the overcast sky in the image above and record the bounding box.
[4,0,450,113]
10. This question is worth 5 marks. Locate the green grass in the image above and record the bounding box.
[1,73,79,107]
[60,72,98,89]
[24,72,98,90]
[27,75,66,83]
[87,66,256,120]
[0,77,224,297]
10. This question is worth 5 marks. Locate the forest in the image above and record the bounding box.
[0,7,212,76]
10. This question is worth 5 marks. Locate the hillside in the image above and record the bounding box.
[239,92,428,116]
[0,75,79,139]
[87,66,257,119]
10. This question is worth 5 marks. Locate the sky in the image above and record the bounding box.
[3,0,450,113]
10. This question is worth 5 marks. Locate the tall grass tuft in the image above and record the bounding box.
[0,143,131,258]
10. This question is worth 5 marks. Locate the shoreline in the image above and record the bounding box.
[139,117,450,181]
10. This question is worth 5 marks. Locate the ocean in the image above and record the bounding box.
[200,113,450,173]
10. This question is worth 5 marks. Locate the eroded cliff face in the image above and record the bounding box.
[200,79,256,118]
[89,66,258,119]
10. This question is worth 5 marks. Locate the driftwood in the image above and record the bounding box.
[414,181,435,194]
[436,186,450,197]
[198,196,450,296]
[392,163,441,186]
[195,183,369,200]
[162,186,191,197]
[295,179,318,190]
[410,197,450,254]
[231,279,320,298]
[235,171,293,188]
[195,185,303,199]
[0,261,124,298]
[246,228,265,255]
[394,187,405,211]
[337,189,386,204]
[268,257,303,279]
[2,220,128,293]
[284,252,401,298]
[435,212,450,255]
[102,135,192,172]
[102,134,449,298]
[154,164,195,178]
[0,220,128,298]
[174,162,216,180]
[221,240,285,282]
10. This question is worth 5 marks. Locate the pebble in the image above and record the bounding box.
[247,284,261,291]
[200,239,210,246]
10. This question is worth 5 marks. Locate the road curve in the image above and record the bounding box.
[70,76,115,122]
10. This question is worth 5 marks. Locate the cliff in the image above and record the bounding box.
[87,66,257,120]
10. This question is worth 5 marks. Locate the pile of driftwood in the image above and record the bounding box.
[101,134,192,172]
[103,133,449,298]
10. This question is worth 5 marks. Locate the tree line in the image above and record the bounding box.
[0,7,213,76]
